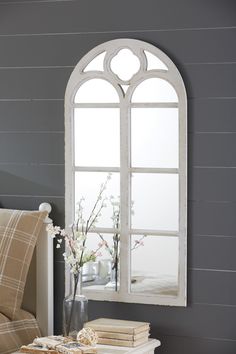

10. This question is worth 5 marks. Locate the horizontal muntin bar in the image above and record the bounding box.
[73,167,178,173]
[73,227,178,237]
[131,102,178,108]
[130,229,179,237]
[130,167,179,174]
[72,102,178,108]
[72,103,119,108]
[74,166,120,172]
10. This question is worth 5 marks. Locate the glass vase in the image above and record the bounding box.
[63,272,88,339]
[105,260,119,291]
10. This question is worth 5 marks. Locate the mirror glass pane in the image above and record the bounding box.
[74,108,120,167]
[82,232,120,292]
[131,173,179,231]
[75,172,120,229]
[131,108,178,168]
[131,235,179,295]
[74,79,119,103]
[144,50,168,71]
[110,49,140,81]
[83,52,106,72]
[132,78,178,102]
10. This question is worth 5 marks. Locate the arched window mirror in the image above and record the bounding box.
[65,39,187,306]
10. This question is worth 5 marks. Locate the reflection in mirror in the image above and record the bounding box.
[131,108,178,168]
[132,78,178,102]
[131,173,179,231]
[110,48,140,81]
[82,233,120,292]
[131,235,179,295]
[74,172,120,229]
[74,108,120,167]
[83,52,106,72]
[74,79,119,103]
[144,50,168,71]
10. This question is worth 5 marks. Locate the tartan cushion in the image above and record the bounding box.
[0,309,40,354]
[0,209,47,320]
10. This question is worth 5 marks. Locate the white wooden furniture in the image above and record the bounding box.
[97,339,161,354]
[13,339,161,354]
[22,202,54,336]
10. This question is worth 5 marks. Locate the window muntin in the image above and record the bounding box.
[65,39,187,306]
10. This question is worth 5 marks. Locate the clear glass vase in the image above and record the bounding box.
[63,272,88,339]
[105,260,119,291]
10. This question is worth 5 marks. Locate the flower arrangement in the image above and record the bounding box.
[47,172,146,333]
[47,173,112,335]
[97,197,146,290]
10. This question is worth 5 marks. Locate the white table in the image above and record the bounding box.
[14,338,161,354]
[97,339,161,354]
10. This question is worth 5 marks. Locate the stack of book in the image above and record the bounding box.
[85,318,150,347]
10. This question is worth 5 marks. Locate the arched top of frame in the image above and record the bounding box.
[65,38,187,104]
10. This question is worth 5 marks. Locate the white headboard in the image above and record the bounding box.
[22,203,54,336]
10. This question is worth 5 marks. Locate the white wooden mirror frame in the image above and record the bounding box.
[64,39,187,306]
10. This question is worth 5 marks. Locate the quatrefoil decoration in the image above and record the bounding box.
[110,48,141,82]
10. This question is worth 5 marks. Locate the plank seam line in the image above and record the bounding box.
[0,62,235,70]
[160,333,236,343]
[0,26,235,37]
[190,267,236,273]
[0,194,65,198]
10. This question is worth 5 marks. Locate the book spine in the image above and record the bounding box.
[96,331,149,340]
[97,337,149,347]
[85,324,150,335]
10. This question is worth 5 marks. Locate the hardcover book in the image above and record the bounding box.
[97,337,149,347]
[85,318,150,335]
[96,331,149,341]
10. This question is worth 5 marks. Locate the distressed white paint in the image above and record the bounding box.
[65,39,187,306]
[37,203,54,335]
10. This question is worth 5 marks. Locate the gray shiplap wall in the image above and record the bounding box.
[0,0,235,353]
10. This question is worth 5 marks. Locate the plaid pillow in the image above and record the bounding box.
[0,309,40,353]
[0,209,47,320]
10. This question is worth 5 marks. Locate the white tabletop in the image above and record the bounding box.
[13,338,161,354]
[97,339,161,354]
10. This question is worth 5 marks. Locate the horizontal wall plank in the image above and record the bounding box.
[0,0,235,35]
[184,64,236,98]
[0,101,64,131]
[190,133,236,167]
[0,132,64,164]
[0,164,64,196]
[0,67,71,99]
[0,195,64,225]
[189,269,236,306]
[0,88,234,135]
[0,28,235,67]
[189,167,236,201]
[88,301,236,340]
[188,201,236,236]
[188,99,236,132]
[0,65,234,99]
[189,236,236,271]
[156,334,236,354]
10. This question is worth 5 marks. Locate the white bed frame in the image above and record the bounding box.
[22,203,54,336]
